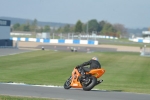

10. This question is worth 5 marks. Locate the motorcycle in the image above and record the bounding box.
[64,67,105,91]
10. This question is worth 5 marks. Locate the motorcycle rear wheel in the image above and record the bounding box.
[64,76,72,89]
[82,76,97,91]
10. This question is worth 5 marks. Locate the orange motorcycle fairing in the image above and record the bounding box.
[70,68,83,88]
[87,68,105,78]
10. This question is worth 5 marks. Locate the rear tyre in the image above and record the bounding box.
[64,76,72,89]
[82,76,97,91]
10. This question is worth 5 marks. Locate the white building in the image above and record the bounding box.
[0,19,12,46]
[142,31,150,38]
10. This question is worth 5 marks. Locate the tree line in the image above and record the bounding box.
[11,19,127,38]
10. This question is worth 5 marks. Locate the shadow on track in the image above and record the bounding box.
[65,88,123,92]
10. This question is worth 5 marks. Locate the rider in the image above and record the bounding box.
[76,57,102,82]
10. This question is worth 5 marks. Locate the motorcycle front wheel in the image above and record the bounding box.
[64,76,72,89]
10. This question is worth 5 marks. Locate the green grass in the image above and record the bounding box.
[0,95,61,100]
[97,38,150,47]
[11,35,36,38]
[0,50,150,94]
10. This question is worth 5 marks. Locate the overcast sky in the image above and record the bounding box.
[0,0,150,29]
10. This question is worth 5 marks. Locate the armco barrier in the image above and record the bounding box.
[10,37,99,45]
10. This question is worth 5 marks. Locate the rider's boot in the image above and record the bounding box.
[96,79,103,85]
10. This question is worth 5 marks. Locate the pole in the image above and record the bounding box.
[60,33,62,39]
[86,21,89,40]
[72,33,73,39]
[86,21,88,34]
[68,33,70,39]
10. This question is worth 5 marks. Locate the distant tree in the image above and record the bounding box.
[12,23,20,31]
[98,20,119,36]
[70,26,75,33]
[20,23,30,31]
[88,19,99,33]
[75,20,83,33]
[113,23,127,38]
[101,22,112,35]
[82,23,87,33]
[32,19,37,26]
[43,25,50,32]
[56,27,63,33]
[50,27,56,33]
[63,24,71,33]
[38,27,43,33]
[99,20,106,32]
[31,19,38,32]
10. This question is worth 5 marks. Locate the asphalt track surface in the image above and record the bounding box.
[37,45,117,52]
[20,44,118,52]
[0,83,150,100]
[0,48,32,56]
[0,47,149,100]
[18,41,141,53]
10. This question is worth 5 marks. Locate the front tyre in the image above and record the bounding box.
[82,76,97,91]
[64,76,72,89]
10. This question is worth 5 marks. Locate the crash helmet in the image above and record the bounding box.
[91,57,98,61]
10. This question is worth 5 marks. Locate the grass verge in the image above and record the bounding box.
[0,50,150,94]
[0,95,61,100]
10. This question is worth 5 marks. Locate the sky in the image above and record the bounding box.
[0,0,150,29]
